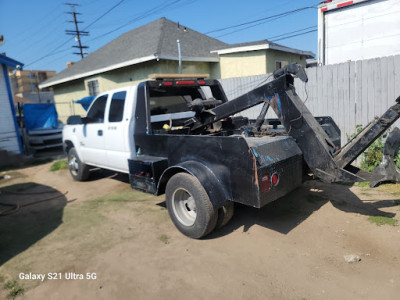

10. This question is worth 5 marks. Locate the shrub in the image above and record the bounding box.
[350,125,400,172]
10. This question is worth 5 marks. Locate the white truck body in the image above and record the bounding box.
[318,0,400,65]
[62,85,138,173]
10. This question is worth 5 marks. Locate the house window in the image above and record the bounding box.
[38,72,47,82]
[275,60,289,70]
[87,80,100,96]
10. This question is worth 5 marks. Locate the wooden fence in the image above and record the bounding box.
[219,55,400,145]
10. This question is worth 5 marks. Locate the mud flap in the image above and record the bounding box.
[370,127,400,187]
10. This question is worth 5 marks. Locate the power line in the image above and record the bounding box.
[267,26,317,40]
[83,0,125,30]
[86,0,182,43]
[271,29,317,42]
[6,3,63,47]
[213,12,302,39]
[25,36,75,67]
[205,6,316,35]
[26,0,196,69]
[25,0,127,67]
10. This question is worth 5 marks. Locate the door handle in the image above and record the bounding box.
[98,130,103,136]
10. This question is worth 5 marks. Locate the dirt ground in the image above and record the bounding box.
[1,161,400,300]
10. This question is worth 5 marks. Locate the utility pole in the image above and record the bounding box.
[65,3,89,58]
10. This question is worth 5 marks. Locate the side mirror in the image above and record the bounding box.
[66,115,83,125]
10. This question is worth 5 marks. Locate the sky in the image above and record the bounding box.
[0,0,321,73]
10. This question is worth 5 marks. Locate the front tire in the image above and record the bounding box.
[166,173,217,239]
[68,147,89,181]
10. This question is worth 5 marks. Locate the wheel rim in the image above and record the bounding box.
[68,154,79,176]
[172,188,197,226]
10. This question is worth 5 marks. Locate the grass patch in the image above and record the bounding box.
[50,160,68,171]
[378,184,400,196]
[159,234,169,244]
[368,216,398,226]
[357,181,370,187]
[3,280,24,299]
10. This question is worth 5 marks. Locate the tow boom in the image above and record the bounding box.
[186,64,400,183]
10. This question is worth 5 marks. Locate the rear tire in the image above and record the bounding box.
[68,147,89,181]
[166,173,217,239]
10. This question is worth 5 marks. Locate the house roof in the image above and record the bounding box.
[211,40,315,58]
[40,18,227,88]
[0,54,24,70]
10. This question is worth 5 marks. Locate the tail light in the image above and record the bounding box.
[261,175,270,192]
[176,80,195,85]
[271,173,279,186]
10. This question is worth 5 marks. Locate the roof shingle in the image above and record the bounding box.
[41,18,227,88]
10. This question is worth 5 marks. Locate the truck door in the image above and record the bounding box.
[103,90,131,172]
[78,94,108,167]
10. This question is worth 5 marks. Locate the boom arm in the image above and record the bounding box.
[186,64,400,183]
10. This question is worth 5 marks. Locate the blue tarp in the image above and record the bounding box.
[23,103,58,131]
[75,96,95,111]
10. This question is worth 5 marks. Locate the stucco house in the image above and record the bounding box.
[39,18,314,122]
[212,40,314,78]
[0,54,24,155]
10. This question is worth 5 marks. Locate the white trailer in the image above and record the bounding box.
[318,0,400,65]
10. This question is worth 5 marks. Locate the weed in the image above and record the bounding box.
[3,280,24,299]
[159,234,169,244]
[50,160,68,171]
[0,275,5,283]
[348,125,400,171]
[368,216,397,226]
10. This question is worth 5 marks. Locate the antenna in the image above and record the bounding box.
[65,3,89,58]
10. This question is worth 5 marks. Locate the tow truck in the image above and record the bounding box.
[63,64,400,238]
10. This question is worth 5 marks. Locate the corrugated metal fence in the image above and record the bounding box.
[219,55,400,146]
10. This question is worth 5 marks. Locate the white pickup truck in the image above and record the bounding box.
[63,70,399,238]
[63,74,307,238]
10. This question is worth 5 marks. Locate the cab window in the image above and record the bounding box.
[86,95,108,123]
[109,91,126,122]
[149,87,204,116]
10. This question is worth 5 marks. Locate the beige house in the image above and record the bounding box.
[212,41,314,78]
[39,18,314,122]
